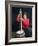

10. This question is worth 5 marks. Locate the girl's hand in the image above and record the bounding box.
[20,18,24,21]
[20,18,22,20]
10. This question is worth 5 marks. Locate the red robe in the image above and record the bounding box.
[22,18,29,29]
[16,16,29,29]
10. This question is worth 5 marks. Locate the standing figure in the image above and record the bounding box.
[16,12,31,37]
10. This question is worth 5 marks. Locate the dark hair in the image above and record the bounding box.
[22,12,30,19]
[22,12,27,18]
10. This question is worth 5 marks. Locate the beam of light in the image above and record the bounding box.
[20,8,22,32]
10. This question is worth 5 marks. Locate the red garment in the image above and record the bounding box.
[22,18,29,28]
[16,15,20,23]
[16,16,29,29]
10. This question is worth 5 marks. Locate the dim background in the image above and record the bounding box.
[0,0,38,46]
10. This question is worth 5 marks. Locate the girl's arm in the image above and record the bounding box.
[16,14,21,23]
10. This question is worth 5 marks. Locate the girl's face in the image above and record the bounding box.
[23,14,27,19]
